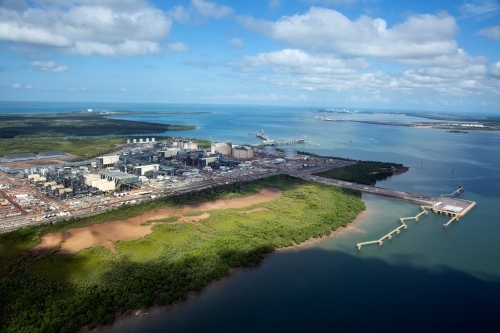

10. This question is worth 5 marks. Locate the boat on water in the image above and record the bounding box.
[256,130,270,140]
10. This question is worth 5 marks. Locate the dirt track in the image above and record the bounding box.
[32,188,281,255]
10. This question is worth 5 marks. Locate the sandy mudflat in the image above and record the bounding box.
[32,188,282,255]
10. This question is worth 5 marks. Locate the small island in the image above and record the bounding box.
[312,161,408,185]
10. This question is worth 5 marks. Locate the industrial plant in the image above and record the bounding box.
[0,135,311,230]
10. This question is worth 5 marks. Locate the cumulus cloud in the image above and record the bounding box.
[31,60,69,72]
[230,49,367,75]
[0,0,171,56]
[238,8,459,64]
[491,61,500,76]
[168,0,233,23]
[12,83,21,88]
[459,0,500,18]
[168,42,189,52]
[477,25,500,40]
[229,38,244,48]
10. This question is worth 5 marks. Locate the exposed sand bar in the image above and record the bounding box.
[32,188,282,255]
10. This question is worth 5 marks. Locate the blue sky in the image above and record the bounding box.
[0,0,499,112]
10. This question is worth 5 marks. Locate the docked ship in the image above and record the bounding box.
[256,130,270,140]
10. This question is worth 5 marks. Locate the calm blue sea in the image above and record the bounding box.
[2,102,500,332]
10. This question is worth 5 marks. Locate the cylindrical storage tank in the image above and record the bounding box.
[283,148,297,158]
[233,146,254,159]
[139,138,143,143]
[211,143,231,155]
[133,139,137,143]
[152,138,155,142]
[253,146,258,154]
[127,139,131,144]
[263,146,276,155]
[145,138,149,142]
[188,141,198,149]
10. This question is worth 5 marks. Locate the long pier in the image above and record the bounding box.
[356,206,430,250]
[440,183,464,198]
[356,220,407,250]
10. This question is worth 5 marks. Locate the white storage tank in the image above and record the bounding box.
[211,143,231,155]
[283,148,297,159]
[263,146,276,155]
[232,146,254,159]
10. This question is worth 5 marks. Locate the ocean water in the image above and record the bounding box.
[2,103,499,332]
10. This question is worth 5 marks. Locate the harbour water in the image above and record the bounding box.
[2,103,500,332]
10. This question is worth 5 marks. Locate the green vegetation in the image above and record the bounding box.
[0,113,195,139]
[313,161,407,185]
[182,210,204,216]
[141,216,180,226]
[0,175,364,333]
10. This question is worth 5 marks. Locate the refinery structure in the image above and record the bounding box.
[0,132,313,230]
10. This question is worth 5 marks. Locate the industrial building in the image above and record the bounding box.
[159,148,179,159]
[133,164,159,176]
[3,153,37,162]
[38,151,65,159]
[96,155,120,168]
[232,145,254,159]
[99,171,139,185]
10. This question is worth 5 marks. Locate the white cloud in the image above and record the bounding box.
[477,25,500,40]
[0,1,171,56]
[230,49,367,75]
[191,0,233,18]
[459,0,500,18]
[168,42,189,52]
[269,0,282,10]
[238,8,459,63]
[229,38,244,48]
[348,94,391,103]
[168,0,233,23]
[491,61,500,76]
[32,60,69,72]
[11,83,33,89]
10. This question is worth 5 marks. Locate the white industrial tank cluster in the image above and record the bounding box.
[232,145,254,159]
[173,140,198,150]
[211,142,231,155]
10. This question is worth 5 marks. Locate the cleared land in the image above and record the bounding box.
[32,188,282,255]
[0,175,365,333]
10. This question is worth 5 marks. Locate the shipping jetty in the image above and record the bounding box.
[298,169,476,250]
[255,130,318,146]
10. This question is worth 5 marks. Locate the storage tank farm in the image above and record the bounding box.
[283,148,297,158]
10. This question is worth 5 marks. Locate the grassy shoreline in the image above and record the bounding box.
[0,175,365,333]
